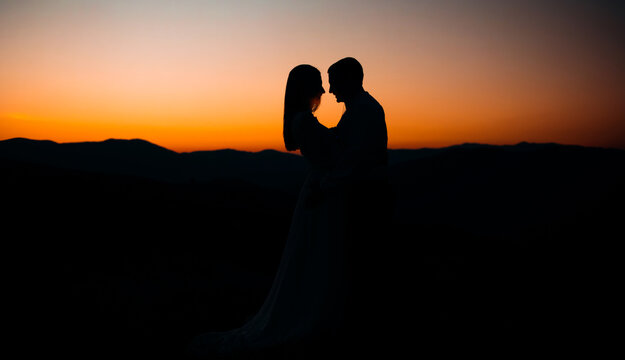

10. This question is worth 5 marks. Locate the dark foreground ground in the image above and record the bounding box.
[2,139,623,358]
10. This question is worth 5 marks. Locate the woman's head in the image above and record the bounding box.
[283,65,325,151]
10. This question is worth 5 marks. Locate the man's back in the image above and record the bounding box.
[332,90,388,182]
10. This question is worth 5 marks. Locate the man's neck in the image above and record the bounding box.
[344,88,366,110]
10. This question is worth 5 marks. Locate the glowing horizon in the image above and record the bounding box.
[2,1,624,152]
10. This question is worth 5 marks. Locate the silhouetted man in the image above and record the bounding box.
[323,57,392,354]
[326,57,388,185]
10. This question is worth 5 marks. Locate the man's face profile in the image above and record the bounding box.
[328,73,345,103]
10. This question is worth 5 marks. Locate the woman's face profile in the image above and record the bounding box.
[311,78,325,112]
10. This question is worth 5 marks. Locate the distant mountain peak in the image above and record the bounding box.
[94,138,178,155]
[3,137,58,145]
[449,142,493,150]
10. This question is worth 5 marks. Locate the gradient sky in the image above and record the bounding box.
[1,0,624,152]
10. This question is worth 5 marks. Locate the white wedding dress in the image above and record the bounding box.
[189,111,346,357]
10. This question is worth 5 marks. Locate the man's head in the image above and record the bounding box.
[328,57,364,103]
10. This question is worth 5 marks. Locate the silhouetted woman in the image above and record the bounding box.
[188,65,346,358]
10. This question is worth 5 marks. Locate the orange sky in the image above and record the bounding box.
[1,1,624,152]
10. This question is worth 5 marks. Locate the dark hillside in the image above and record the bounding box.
[1,138,623,357]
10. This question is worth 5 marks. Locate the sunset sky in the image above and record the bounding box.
[1,0,624,152]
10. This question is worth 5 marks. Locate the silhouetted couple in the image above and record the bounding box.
[188,57,392,358]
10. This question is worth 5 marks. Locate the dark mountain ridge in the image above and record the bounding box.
[3,137,623,237]
[3,137,623,238]
[3,137,622,184]
[0,137,308,189]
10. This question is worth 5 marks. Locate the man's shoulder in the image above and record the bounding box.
[358,91,384,117]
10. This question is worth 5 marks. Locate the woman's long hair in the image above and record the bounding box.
[283,65,323,151]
